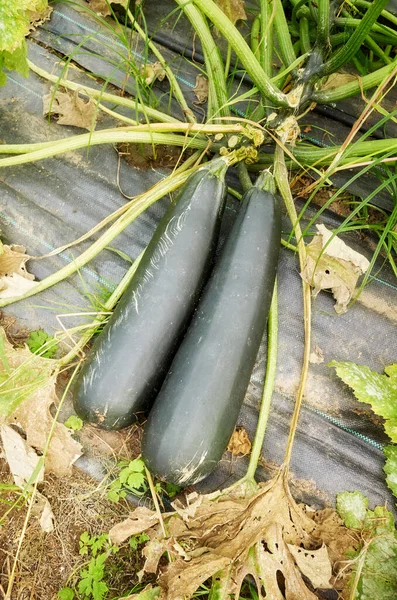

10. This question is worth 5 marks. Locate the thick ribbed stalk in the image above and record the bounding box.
[191,0,291,107]
[300,17,311,54]
[273,0,297,69]
[175,0,230,119]
[259,0,274,78]
[316,0,330,47]
[319,0,389,75]
[313,58,397,103]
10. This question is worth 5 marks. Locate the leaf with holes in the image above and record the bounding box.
[301,224,369,313]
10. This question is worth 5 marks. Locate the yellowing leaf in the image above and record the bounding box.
[43,89,97,130]
[227,427,251,456]
[321,73,359,91]
[301,224,370,314]
[193,75,209,104]
[216,0,246,25]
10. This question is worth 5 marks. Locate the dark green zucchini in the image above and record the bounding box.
[142,171,281,485]
[73,158,228,429]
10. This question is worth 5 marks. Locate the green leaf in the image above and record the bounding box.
[27,330,58,359]
[336,491,368,529]
[107,489,121,503]
[384,445,397,498]
[92,580,108,600]
[127,472,145,490]
[329,361,397,442]
[78,576,91,596]
[129,458,145,473]
[58,588,75,600]
[337,495,397,599]
[64,415,83,431]
[165,482,181,498]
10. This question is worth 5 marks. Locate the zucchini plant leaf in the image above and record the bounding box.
[216,0,246,25]
[43,89,97,130]
[0,0,50,85]
[109,473,354,599]
[330,361,397,501]
[384,445,397,499]
[337,491,397,599]
[329,361,397,441]
[301,224,369,314]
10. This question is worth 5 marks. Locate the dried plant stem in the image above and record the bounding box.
[273,145,311,471]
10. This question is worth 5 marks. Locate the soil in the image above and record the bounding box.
[117,143,194,171]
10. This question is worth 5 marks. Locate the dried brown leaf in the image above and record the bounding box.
[87,0,127,16]
[309,345,324,365]
[109,506,163,545]
[321,72,358,91]
[193,75,209,104]
[0,242,37,298]
[0,424,43,487]
[227,427,251,456]
[141,62,166,85]
[43,89,97,130]
[288,543,332,589]
[301,224,370,314]
[216,0,246,25]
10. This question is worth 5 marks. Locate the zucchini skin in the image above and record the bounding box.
[73,162,227,430]
[142,185,281,486]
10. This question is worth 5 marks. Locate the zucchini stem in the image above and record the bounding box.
[245,282,278,480]
[274,145,311,472]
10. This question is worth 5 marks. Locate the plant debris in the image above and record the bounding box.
[301,224,370,313]
[227,427,252,456]
[193,75,209,104]
[216,0,247,25]
[43,88,97,130]
[141,62,166,85]
[0,328,82,476]
[109,471,354,599]
[0,240,38,299]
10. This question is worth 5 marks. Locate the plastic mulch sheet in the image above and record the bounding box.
[0,2,396,514]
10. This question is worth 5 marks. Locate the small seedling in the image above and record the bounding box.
[64,415,84,431]
[27,329,58,358]
[107,458,148,502]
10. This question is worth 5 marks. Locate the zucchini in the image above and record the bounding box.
[73,158,228,429]
[142,171,281,486]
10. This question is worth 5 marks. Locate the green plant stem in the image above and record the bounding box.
[259,0,273,78]
[334,17,397,44]
[251,16,261,58]
[0,167,196,308]
[319,0,389,75]
[190,0,291,107]
[314,58,397,103]
[175,0,229,119]
[299,17,311,54]
[364,35,391,65]
[27,60,180,125]
[274,145,311,471]
[237,162,253,192]
[273,0,297,70]
[0,131,209,168]
[245,283,278,480]
[58,252,144,367]
[316,0,330,47]
[126,8,195,123]
[352,0,397,27]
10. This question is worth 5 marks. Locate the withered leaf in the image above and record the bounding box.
[0,329,82,477]
[0,424,44,487]
[110,471,350,600]
[193,75,209,104]
[87,0,128,16]
[216,0,247,25]
[301,224,370,314]
[141,62,166,85]
[321,72,358,91]
[109,506,164,545]
[227,427,251,456]
[0,242,37,299]
[309,345,324,365]
[43,89,97,130]
[288,543,332,589]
